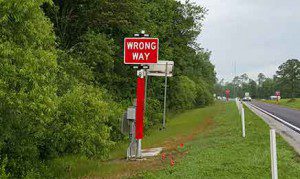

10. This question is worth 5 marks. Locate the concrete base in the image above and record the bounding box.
[142,147,163,157]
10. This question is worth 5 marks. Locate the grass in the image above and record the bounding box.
[48,102,300,178]
[262,98,300,110]
[48,103,225,178]
[141,102,300,178]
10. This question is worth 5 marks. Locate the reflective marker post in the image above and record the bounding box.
[270,129,278,179]
[241,107,245,138]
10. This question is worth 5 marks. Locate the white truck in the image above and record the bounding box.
[242,92,252,101]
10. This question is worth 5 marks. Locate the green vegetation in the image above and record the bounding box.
[215,59,300,99]
[45,102,300,178]
[48,102,224,178]
[263,98,300,110]
[0,0,216,177]
[142,102,300,178]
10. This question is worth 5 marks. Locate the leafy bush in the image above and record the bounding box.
[0,0,216,177]
[0,156,9,178]
[195,79,214,107]
[0,0,58,177]
[50,84,122,158]
[169,76,197,111]
[145,98,163,128]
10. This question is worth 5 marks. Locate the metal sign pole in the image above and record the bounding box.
[163,62,168,129]
[135,69,145,158]
[144,71,148,113]
[135,31,149,158]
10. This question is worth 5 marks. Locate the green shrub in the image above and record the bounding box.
[145,98,163,128]
[0,0,58,177]
[50,84,122,158]
[0,156,9,178]
[195,79,214,107]
[169,76,197,111]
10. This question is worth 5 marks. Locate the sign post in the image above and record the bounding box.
[124,31,159,158]
[135,69,146,157]
[162,62,168,129]
[225,89,230,101]
[275,91,280,102]
[147,61,174,129]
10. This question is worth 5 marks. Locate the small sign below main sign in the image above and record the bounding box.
[147,61,174,77]
[124,38,159,64]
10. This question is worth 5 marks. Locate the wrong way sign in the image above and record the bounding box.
[124,38,159,64]
[225,89,230,95]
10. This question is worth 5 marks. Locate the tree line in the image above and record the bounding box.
[215,59,300,99]
[0,0,216,177]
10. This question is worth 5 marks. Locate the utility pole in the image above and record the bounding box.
[234,60,237,98]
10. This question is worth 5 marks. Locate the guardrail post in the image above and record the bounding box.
[241,107,245,137]
[270,129,278,179]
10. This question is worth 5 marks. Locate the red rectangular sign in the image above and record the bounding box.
[225,89,230,95]
[124,38,159,64]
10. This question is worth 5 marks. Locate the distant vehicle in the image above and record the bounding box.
[242,92,252,101]
[242,96,252,101]
[270,96,281,100]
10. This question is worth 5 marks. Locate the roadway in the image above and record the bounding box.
[248,100,300,132]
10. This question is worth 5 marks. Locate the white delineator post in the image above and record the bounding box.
[238,101,241,115]
[270,129,278,179]
[241,107,245,137]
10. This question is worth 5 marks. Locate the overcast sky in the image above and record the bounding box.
[191,0,300,82]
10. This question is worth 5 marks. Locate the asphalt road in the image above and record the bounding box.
[249,100,300,130]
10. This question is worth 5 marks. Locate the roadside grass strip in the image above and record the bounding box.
[142,102,300,178]
[48,103,224,178]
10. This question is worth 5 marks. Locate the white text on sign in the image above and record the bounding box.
[124,38,159,64]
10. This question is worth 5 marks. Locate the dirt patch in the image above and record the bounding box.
[91,117,215,179]
[163,117,214,151]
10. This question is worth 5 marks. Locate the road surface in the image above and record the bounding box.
[249,100,300,132]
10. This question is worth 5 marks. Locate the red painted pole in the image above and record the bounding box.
[135,76,145,139]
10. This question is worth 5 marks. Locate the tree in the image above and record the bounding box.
[0,0,58,176]
[257,73,266,98]
[261,78,275,98]
[275,59,300,98]
[248,80,257,98]
[0,0,217,176]
[257,73,266,86]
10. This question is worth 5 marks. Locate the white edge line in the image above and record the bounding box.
[246,102,300,133]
